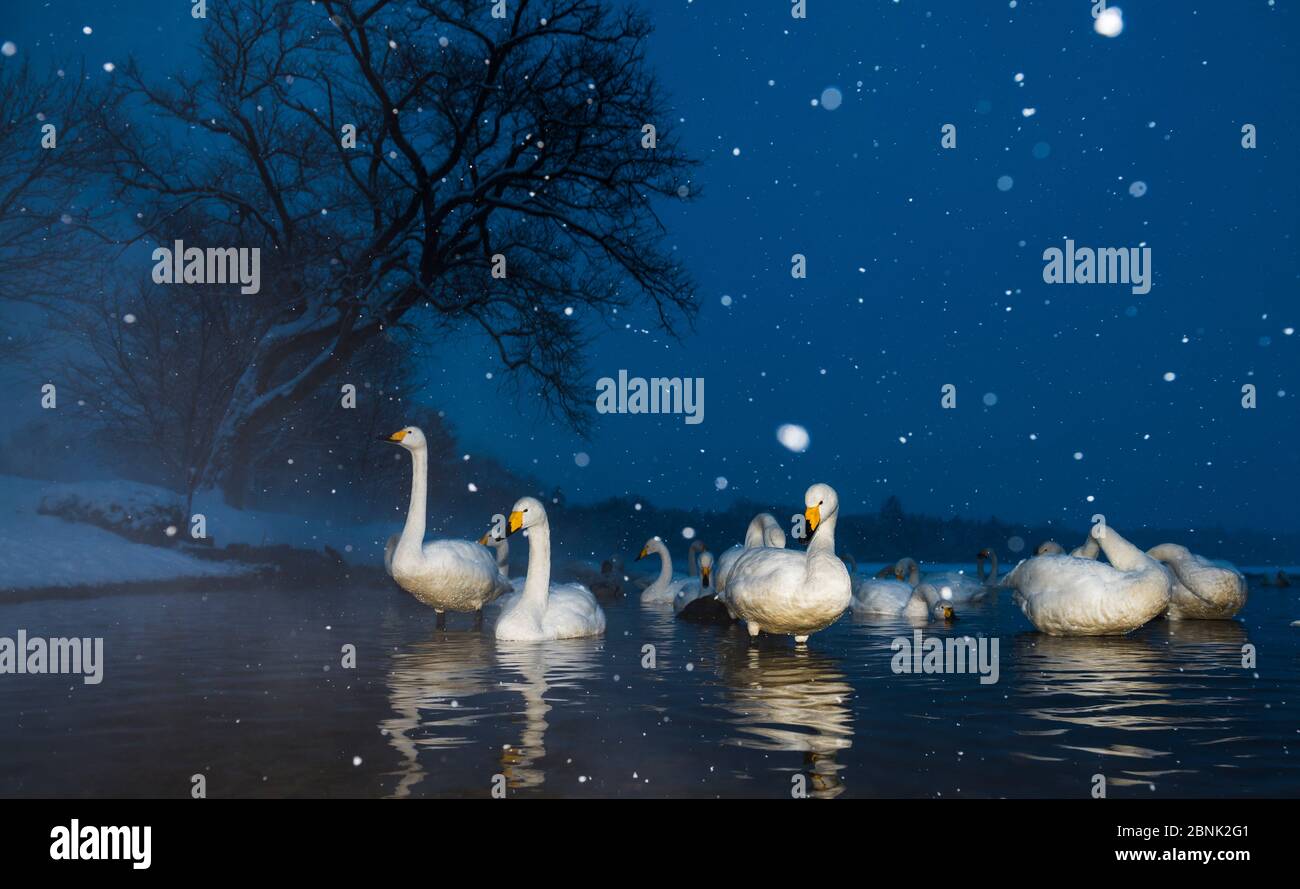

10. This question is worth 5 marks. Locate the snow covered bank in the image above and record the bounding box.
[0,477,257,593]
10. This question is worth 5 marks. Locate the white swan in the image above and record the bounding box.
[637,537,689,604]
[382,426,509,625]
[494,497,606,642]
[674,552,729,619]
[896,557,986,605]
[714,512,787,599]
[1147,544,1247,620]
[723,483,853,644]
[851,562,955,621]
[1008,526,1171,636]
[686,540,708,577]
[976,548,1003,586]
[479,531,526,597]
[1035,538,1101,559]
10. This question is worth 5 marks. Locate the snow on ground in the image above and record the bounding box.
[0,476,256,592]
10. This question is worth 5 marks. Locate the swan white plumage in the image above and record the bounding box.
[494,497,606,642]
[479,531,526,597]
[851,562,955,620]
[637,537,689,604]
[674,551,728,619]
[1147,543,1247,620]
[895,557,987,605]
[1007,526,1171,636]
[723,483,853,644]
[382,426,510,624]
[714,512,787,600]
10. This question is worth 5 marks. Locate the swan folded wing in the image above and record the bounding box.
[541,583,606,639]
[417,539,508,605]
[852,578,913,614]
[1013,556,1168,635]
[729,548,847,630]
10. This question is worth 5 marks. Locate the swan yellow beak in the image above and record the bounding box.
[506,511,524,535]
[941,605,955,621]
[384,429,408,443]
[804,504,821,534]
[701,566,711,587]
[636,545,649,561]
[478,534,490,546]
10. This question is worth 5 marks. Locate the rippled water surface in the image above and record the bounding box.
[1,578,1297,798]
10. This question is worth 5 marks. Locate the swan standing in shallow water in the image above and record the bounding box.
[382,427,509,626]
[1147,544,1247,620]
[723,484,853,644]
[494,497,606,642]
[714,512,786,600]
[1008,526,1170,636]
[637,537,688,604]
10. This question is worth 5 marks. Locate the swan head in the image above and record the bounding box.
[699,551,714,588]
[1035,540,1065,556]
[802,483,838,538]
[636,537,664,561]
[977,548,993,560]
[381,426,427,450]
[504,496,546,535]
[894,557,919,581]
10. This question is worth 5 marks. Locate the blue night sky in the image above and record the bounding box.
[8,1,1299,530]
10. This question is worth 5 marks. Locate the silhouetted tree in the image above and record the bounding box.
[85,0,697,505]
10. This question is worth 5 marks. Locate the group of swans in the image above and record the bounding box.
[381,427,1247,644]
[382,427,605,642]
[1002,530,1246,635]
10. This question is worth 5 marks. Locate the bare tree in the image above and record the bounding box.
[89,0,697,505]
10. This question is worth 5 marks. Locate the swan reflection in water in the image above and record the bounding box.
[713,642,854,798]
[382,632,498,798]
[382,633,599,797]
[1010,619,1252,783]
[493,640,600,792]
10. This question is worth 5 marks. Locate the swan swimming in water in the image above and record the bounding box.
[722,484,853,644]
[895,557,986,605]
[1146,544,1247,620]
[1007,526,1170,636]
[674,552,730,621]
[494,497,606,642]
[637,537,689,604]
[382,426,510,626]
[714,512,786,600]
[851,559,955,621]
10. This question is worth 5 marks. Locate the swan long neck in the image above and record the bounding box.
[522,520,552,610]
[1072,537,1101,560]
[1094,527,1154,572]
[493,538,509,574]
[654,542,673,587]
[986,551,998,581]
[1147,543,1188,565]
[808,511,837,556]
[687,541,702,576]
[901,558,920,587]
[399,445,428,550]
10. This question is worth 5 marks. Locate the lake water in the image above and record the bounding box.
[1,575,1297,798]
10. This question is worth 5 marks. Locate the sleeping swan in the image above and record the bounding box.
[1146,544,1247,620]
[382,426,510,626]
[1008,526,1170,636]
[494,497,606,642]
[851,563,955,621]
[723,483,852,644]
